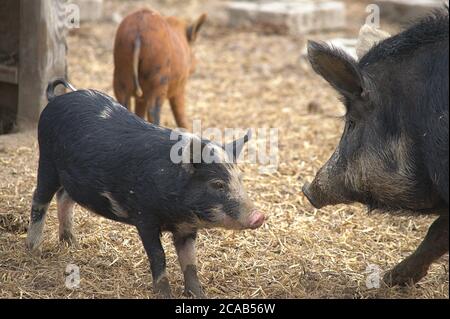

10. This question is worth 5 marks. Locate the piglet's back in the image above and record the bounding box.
[38,90,171,159]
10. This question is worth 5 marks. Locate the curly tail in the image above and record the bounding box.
[46,78,77,102]
[133,36,143,98]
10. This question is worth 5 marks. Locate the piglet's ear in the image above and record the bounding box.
[187,13,207,43]
[225,129,252,162]
[183,138,206,167]
[308,41,364,99]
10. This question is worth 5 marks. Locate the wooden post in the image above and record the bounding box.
[18,0,67,128]
[0,0,20,134]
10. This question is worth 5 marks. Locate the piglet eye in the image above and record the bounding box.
[212,181,226,191]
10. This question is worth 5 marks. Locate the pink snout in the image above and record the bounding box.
[247,211,266,229]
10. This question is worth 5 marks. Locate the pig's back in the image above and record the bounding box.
[114,9,171,76]
[38,89,173,165]
[114,9,169,51]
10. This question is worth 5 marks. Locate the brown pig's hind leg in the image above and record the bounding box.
[170,93,189,130]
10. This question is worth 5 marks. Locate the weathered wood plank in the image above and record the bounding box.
[0,83,18,135]
[17,0,68,127]
[0,65,18,84]
[0,0,20,133]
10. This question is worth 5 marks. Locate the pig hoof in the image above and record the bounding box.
[59,231,76,245]
[154,278,172,299]
[25,236,41,252]
[25,241,42,256]
[184,286,206,299]
[383,265,428,287]
[157,289,172,299]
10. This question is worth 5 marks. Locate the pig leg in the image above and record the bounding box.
[113,77,131,110]
[118,94,131,110]
[141,93,165,125]
[26,159,60,253]
[173,231,205,298]
[170,93,189,129]
[135,97,148,120]
[56,189,76,245]
[148,97,163,126]
[384,215,449,286]
[137,225,171,298]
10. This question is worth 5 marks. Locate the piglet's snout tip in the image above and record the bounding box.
[247,211,266,229]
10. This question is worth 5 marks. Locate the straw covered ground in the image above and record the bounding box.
[0,0,448,299]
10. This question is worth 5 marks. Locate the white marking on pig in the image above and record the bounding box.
[227,166,246,199]
[175,222,199,235]
[101,192,129,218]
[225,165,256,227]
[155,271,168,284]
[26,219,45,251]
[176,237,197,272]
[206,205,246,230]
[26,201,50,251]
[99,108,114,119]
[57,191,76,239]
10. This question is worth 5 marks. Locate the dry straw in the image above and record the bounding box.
[0,0,447,299]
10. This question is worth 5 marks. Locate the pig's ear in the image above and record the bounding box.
[185,138,205,165]
[225,129,252,162]
[187,13,207,43]
[308,41,364,99]
[182,138,209,173]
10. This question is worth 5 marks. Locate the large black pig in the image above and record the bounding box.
[303,10,449,286]
[26,79,265,298]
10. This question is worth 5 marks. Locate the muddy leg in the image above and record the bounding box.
[26,160,60,253]
[173,231,205,298]
[56,189,76,245]
[170,93,189,130]
[148,97,163,126]
[141,94,165,125]
[384,215,449,286]
[137,225,171,298]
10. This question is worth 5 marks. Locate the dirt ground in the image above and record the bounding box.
[0,0,448,299]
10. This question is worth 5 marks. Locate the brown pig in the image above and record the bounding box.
[113,9,207,128]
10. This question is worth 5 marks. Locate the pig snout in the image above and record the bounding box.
[302,183,325,209]
[222,209,266,230]
[303,151,345,209]
[247,210,265,229]
[303,172,350,209]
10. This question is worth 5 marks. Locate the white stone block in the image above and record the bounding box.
[374,0,448,22]
[226,1,347,35]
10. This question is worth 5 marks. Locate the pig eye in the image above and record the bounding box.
[347,119,356,131]
[211,181,226,191]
